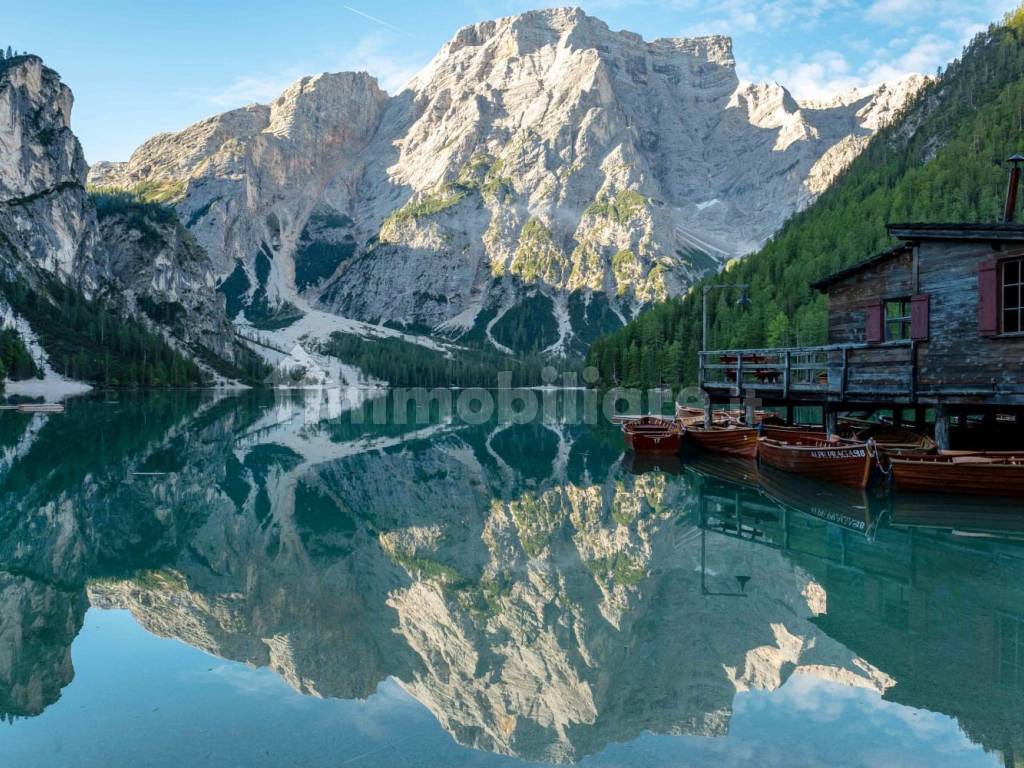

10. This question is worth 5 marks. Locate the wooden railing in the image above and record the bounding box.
[699,341,915,400]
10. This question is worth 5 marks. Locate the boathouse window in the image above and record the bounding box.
[1004,258,1024,333]
[884,298,912,341]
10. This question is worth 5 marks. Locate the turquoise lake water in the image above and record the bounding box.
[0,390,1020,767]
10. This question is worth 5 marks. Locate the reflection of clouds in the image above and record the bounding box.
[734,674,996,767]
[764,673,855,719]
[203,663,291,698]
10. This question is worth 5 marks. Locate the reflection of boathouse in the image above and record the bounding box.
[690,466,1024,767]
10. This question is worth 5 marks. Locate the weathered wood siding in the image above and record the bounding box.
[916,240,1024,395]
[826,251,914,344]
[845,344,914,395]
[823,239,1024,401]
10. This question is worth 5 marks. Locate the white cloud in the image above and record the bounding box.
[862,33,959,84]
[742,49,863,100]
[740,13,992,101]
[865,0,918,24]
[335,33,426,94]
[679,0,857,36]
[207,73,303,108]
[198,32,427,110]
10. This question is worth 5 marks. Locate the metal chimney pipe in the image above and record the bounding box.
[1004,154,1024,223]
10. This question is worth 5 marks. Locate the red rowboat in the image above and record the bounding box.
[622,417,683,454]
[889,453,1024,496]
[757,436,875,488]
[684,425,759,459]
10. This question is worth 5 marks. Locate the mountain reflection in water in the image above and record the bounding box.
[0,391,1021,767]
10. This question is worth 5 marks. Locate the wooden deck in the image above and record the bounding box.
[700,341,918,405]
[701,340,1024,407]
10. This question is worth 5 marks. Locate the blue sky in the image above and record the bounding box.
[7,0,1019,163]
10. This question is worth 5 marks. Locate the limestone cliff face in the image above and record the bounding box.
[92,73,390,325]
[0,55,252,375]
[93,206,239,362]
[90,8,925,353]
[0,56,96,282]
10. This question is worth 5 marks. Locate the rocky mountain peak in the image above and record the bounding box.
[266,71,387,144]
[83,9,927,356]
[0,54,93,279]
[439,6,595,57]
[0,55,85,203]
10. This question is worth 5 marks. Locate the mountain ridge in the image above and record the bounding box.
[88,7,926,356]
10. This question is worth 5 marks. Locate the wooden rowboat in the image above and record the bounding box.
[674,405,729,427]
[723,409,782,426]
[684,425,759,459]
[622,417,683,454]
[889,453,1024,496]
[848,423,936,454]
[612,413,673,425]
[757,436,875,488]
[761,424,827,442]
[675,405,704,420]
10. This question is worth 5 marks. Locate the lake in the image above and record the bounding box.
[0,390,1021,767]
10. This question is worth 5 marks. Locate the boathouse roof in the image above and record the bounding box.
[887,222,1024,240]
[811,221,1024,291]
[810,244,911,291]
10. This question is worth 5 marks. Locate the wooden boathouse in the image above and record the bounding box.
[700,164,1024,450]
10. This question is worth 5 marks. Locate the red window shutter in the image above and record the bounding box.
[978,260,999,336]
[865,302,883,343]
[910,294,929,340]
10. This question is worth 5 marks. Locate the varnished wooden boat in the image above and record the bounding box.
[622,417,683,454]
[676,405,704,420]
[890,453,1024,496]
[757,436,875,488]
[613,413,673,425]
[684,425,759,459]
[674,405,729,427]
[724,409,782,426]
[761,424,827,442]
[849,424,936,455]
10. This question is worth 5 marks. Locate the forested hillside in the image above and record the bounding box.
[587,7,1024,389]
